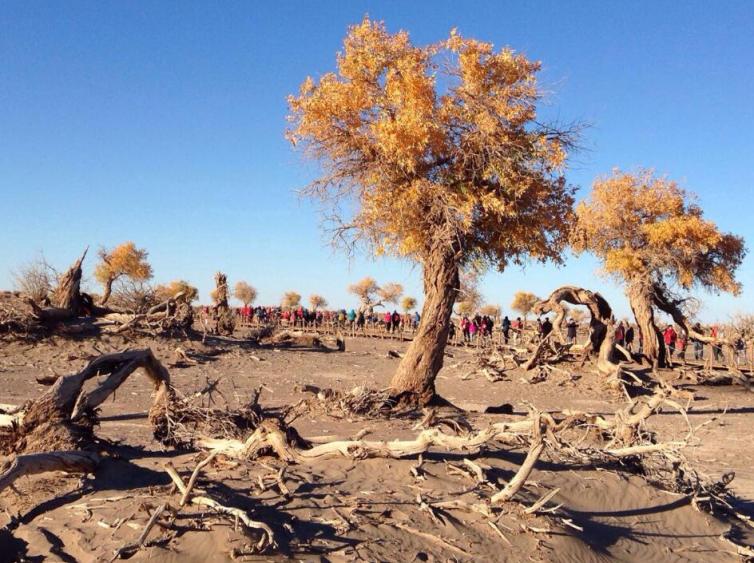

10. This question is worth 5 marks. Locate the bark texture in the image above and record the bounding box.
[627,280,667,369]
[388,246,459,405]
[531,286,619,375]
[213,272,235,336]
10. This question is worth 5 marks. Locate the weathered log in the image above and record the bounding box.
[4,349,173,454]
[0,450,99,492]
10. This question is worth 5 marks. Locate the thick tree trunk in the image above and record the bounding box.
[388,246,459,405]
[627,281,667,369]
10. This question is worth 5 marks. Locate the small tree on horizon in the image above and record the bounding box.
[309,294,328,310]
[401,296,417,313]
[234,281,257,307]
[378,282,403,307]
[288,18,577,404]
[281,291,302,309]
[511,291,538,321]
[93,242,152,305]
[480,304,502,321]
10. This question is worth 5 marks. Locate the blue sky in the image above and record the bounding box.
[1,1,752,320]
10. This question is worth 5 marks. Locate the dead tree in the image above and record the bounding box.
[527,286,619,376]
[23,249,116,325]
[0,349,172,464]
[213,272,235,336]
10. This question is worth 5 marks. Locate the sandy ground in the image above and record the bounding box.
[1,331,753,562]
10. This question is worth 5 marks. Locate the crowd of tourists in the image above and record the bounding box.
[200,303,751,364]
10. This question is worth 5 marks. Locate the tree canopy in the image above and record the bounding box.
[282,291,302,309]
[93,242,152,304]
[234,281,258,306]
[401,296,417,313]
[572,169,745,294]
[309,294,328,309]
[511,291,538,318]
[287,17,576,269]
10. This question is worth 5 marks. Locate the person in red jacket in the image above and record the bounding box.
[663,325,678,359]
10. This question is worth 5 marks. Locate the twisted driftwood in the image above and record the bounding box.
[529,286,619,376]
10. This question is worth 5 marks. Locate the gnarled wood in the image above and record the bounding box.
[529,286,619,375]
[0,451,99,492]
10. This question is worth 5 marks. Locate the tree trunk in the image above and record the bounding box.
[52,249,88,314]
[100,276,114,306]
[627,281,666,369]
[213,272,235,336]
[388,246,459,405]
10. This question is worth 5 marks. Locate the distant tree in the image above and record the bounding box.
[455,301,475,317]
[12,256,55,303]
[480,304,502,320]
[348,277,402,311]
[234,281,257,307]
[511,291,538,321]
[573,169,746,368]
[401,296,417,313]
[455,268,483,317]
[288,18,577,404]
[348,277,380,311]
[377,282,403,306]
[309,294,328,310]
[93,242,152,305]
[569,308,586,324]
[154,280,198,303]
[282,291,302,309]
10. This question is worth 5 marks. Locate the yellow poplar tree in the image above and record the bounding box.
[309,294,328,310]
[94,242,152,305]
[234,281,258,307]
[573,169,746,368]
[282,291,302,309]
[288,18,576,404]
[511,291,538,321]
[401,296,417,313]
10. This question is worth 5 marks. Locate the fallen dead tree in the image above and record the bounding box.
[98,291,194,337]
[0,349,173,459]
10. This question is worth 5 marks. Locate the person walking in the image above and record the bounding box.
[502,315,511,344]
[566,318,577,344]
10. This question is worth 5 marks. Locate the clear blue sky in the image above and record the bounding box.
[1,1,752,320]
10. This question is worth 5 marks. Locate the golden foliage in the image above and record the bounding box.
[573,169,746,294]
[281,291,302,309]
[234,281,257,306]
[309,294,328,309]
[94,242,152,286]
[288,17,576,268]
[455,301,475,316]
[348,277,379,302]
[154,280,198,303]
[511,291,538,316]
[480,304,501,319]
[401,296,417,312]
[377,282,403,305]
